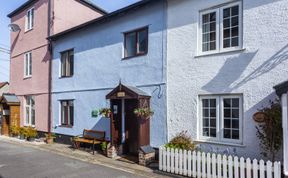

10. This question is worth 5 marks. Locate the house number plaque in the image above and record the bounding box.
[117,92,125,97]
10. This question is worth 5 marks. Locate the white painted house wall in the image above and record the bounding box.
[166,0,288,160]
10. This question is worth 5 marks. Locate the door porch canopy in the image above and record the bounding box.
[106,83,151,100]
[274,80,288,176]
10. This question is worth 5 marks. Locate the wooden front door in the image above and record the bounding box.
[124,99,139,155]
[1,115,9,136]
[111,100,122,145]
[10,106,20,127]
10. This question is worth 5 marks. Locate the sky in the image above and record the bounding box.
[0,0,140,82]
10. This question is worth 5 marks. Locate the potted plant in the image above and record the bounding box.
[9,125,20,137]
[25,126,38,142]
[134,107,154,120]
[99,108,112,118]
[101,142,108,155]
[45,133,56,144]
[19,127,26,140]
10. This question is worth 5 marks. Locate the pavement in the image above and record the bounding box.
[0,136,173,178]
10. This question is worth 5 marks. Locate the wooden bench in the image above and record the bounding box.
[73,129,106,155]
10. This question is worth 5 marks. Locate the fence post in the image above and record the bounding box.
[266,161,272,178]
[240,157,245,178]
[253,159,258,178]
[171,148,175,174]
[188,150,192,177]
[234,156,239,178]
[179,149,183,175]
[207,153,211,178]
[184,150,187,176]
[259,160,265,178]
[246,158,251,178]
[223,155,227,178]
[212,153,216,178]
[163,147,167,172]
[175,149,179,174]
[228,155,233,178]
[274,161,281,178]
[159,147,163,171]
[217,154,222,178]
[167,148,171,172]
[202,152,206,178]
[197,151,201,178]
[192,151,196,177]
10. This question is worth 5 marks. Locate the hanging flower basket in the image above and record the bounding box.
[134,107,154,120]
[99,108,112,118]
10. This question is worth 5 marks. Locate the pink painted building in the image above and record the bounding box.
[8,0,106,132]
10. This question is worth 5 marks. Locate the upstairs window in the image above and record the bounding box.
[60,50,74,77]
[199,2,242,55]
[124,27,148,58]
[24,52,32,78]
[25,96,35,126]
[60,100,74,127]
[25,8,34,31]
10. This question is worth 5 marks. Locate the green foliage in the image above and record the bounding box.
[99,108,112,118]
[19,127,27,136]
[91,109,99,118]
[9,125,20,136]
[165,131,196,151]
[25,126,38,138]
[134,107,154,119]
[256,100,282,162]
[101,142,108,151]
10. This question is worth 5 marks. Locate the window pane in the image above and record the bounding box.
[223,8,230,18]
[231,27,238,37]
[223,39,230,48]
[31,9,34,28]
[125,32,136,57]
[210,99,216,107]
[203,99,209,107]
[210,119,216,127]
[232,130,239,139]
[224,109,231,117]
[224,99,231,107]
[232,98,239,107]
[231,37,239,47]
[203,109,209,117]
[210,128,216,137]
[203,119,209,127]
[26,107,30,124]
[203,128,209,136]
[137,29,148,54]
[232,109,239,118]
[232,120,239,129]
[210,109,216,117]
[231,6,239,16]
[210,41,216,50]
[223,19,230,28]
[202,14,209,23]
[231,16,239,27]
[29,53,32,75]
[69,105,74,126]
[224,129,231,139]
[223,29,230,38]
[224,119,231,129]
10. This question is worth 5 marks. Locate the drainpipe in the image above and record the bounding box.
[47,0,52,133]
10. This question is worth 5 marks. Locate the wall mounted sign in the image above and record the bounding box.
[117,92,125,97]
[253,112,267,123]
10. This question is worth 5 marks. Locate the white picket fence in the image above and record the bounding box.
[159,147,281,178]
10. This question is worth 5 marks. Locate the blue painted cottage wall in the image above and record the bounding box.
[51,1,167,147]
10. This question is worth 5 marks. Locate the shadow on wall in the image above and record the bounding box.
[202,51,257,93]
[90,117,110,141]
[203,44,288,93]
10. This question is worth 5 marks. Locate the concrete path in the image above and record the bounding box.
[0,140,167,178]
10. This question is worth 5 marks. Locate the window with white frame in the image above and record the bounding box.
[24,52,32,77]
[60,100,74,127]
[199,2,242,54]
[25,96,35,126]
[199,95,242,143]
[25,8,34,31]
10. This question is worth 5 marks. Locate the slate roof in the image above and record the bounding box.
[0,82,8,89]
[274,80,288,96]
[7,0,107,18]
[126,85,150,97]
[48,0,156,41]
[1,93,20,104]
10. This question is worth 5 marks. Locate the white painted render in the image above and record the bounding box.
[166,0,288,160]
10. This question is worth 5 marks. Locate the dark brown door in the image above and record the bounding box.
[111,100,122,145]
[1,116,9,136]
[125,99,139,155]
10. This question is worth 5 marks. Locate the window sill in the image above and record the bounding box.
[195,48,246,58]
[195,139,246,147]
[58,125,73,128]
[24,28,33,33]
[24,125,35,128]
[23,76,32,80]
[59,76,73,79]
[122,53,147,60]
